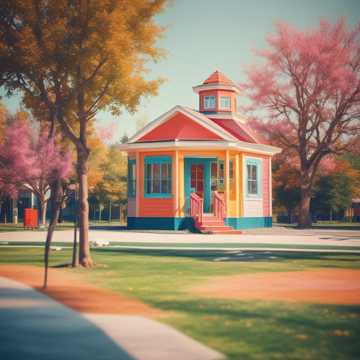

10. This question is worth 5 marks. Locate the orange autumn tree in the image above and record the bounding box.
[0,0,166,267]
[272,159,301,223]
[90,145,128,222]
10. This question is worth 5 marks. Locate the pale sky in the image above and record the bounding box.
[1,0,360,142]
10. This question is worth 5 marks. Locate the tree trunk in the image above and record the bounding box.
[298,187,312,228]
[287,208,292,224]
[12,198,18,224]
[77,150,93,267]
[108,199,112,222]
[39,199,47,227]
[43,178,63,289]
[72,189,79,268]
[58,206,63,223]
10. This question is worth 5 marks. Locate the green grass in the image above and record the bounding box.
[276,221,360,231]
[0,222,74,232]
[1,241,360,252]
[1,246,360,360]
[312,221,360,231]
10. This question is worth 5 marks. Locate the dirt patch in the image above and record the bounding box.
[194,269,360,305]
[0,264,161,317]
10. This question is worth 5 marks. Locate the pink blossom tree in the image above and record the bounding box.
[0,112,72,226]
[26,132,73,226]
[0,112,36,202]
[243,19,360,228]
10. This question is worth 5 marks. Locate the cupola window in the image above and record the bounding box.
[204,96,216,110]
[220,96,231,110]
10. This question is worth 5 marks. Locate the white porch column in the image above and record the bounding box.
[235,153,240,218]
[174,150,179,217]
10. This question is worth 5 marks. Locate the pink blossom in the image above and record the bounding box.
[0,113,73,199]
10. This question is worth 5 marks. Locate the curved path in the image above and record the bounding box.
[0,276,224,360]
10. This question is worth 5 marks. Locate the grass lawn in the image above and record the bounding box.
[1,246,360,360]
[276,221,360,231]
[0,222,74,232]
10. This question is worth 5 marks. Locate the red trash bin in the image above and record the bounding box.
[24,208,38,229]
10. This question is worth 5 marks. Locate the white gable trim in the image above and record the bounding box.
[192,84,241,94]
[119,140,281,156]
[128,105,239,143]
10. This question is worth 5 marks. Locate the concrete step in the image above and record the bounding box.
[195,214,241,234]
[201,228,243,234]
[199,225,234,232]
[198,221,224,226]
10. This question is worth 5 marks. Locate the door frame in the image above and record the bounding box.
[184,157,216,214]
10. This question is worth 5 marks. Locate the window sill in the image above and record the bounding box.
[144,194,173,199]
[245,195,262,200]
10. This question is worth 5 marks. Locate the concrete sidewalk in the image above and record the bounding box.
[0,277,224,360]
[0,226,359,247]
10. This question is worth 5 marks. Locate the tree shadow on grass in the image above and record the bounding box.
[94,247,360,264]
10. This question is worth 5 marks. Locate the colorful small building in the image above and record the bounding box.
[120,71,281,233]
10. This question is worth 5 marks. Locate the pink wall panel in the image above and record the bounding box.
[199,89,236,113]
[262,156,271,216]
[127,198,136,217]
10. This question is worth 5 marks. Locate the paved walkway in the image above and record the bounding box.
[0,226,359,247]
[0,277,224,360]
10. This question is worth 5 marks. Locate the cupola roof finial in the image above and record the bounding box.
[203,70,234,86]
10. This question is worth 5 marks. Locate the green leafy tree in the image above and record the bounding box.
[312,174,353,220]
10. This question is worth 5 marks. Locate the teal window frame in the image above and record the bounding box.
[246,158,262,198]
[144,156,172,198]
[128,159,136,198]
[220,96,231,110]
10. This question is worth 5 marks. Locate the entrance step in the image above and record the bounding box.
[199,226,242,234]
[198,221,224,226]
[194,215,242,234]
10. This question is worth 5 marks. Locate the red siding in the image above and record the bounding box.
[139,198,175,217]
[138,151,176,217]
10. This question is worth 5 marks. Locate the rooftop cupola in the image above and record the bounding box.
[192,70,240,115]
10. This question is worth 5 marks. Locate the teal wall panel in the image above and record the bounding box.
[225,217,272,229]
[128,216,272,231]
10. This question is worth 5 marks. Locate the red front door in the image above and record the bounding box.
[191,164,204,198]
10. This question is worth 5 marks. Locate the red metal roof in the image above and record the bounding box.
[203,70,234,85]
[210,118,259,143]
[137,111,224,142]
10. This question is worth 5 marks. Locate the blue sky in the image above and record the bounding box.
[2,0,360,141]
